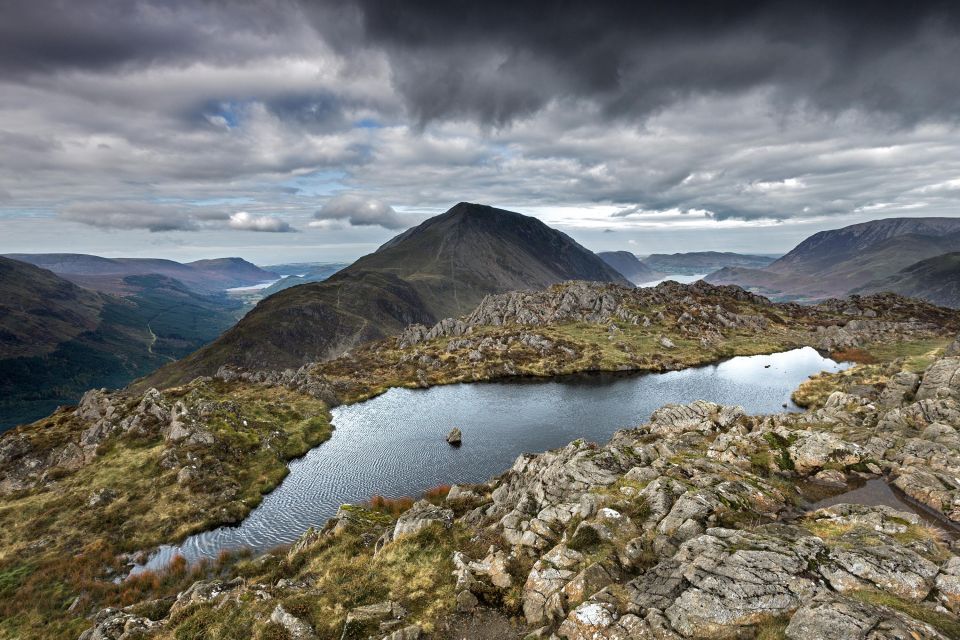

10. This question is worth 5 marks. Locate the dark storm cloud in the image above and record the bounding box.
[5,1,959,125]
[311,0,960,125]
[0,0,305,75]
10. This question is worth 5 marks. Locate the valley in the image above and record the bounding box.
[0,256,302,431]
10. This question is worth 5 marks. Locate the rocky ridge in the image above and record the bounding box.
[81,335,960,639]
[7,282,953,507]
[395,282,949,354]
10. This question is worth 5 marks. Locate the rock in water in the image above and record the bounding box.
[446,427,462,446]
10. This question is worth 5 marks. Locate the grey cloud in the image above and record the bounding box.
[2,0,960,259]
[60,202,221,232]
[5,1,960,127]
[0,0,311,76]
[314,194,412,229]
[59,201,298,233]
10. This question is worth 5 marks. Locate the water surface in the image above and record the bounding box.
[138,347,846,571]
[637,273,708,287]
[809,478,959,539]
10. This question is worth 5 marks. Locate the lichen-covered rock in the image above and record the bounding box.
[785,595,950,640]
[663,526,823,638]
[392,500,454,539]
[937,556,960,614]
[917,357,960,401]
[77,608,159,640]
[821,543,939,601]
[788,430,863,474]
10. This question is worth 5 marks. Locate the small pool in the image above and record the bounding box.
[136,346,848,571]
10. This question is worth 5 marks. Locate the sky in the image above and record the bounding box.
[2,0,960,264]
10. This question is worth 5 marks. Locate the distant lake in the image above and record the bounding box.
[637,273,708,287]
[136,347,848,571]
[224,278,284,293]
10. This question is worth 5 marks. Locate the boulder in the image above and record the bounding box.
[342,601,408,639]
[446,427,462,446]
[393,500,454,539]
[78,608,158,640]
[810,469,847,489]
[271,604,317,640]
[917,357,960,401]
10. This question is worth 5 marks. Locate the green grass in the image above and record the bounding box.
[867,337,953,372]
[851,589,960,638]
[0,380,332,640]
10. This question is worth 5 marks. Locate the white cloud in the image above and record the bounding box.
[228,211,294,232]
[314,194,415,229]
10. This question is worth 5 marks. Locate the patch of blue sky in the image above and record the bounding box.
[0,206,57,218]
[280,170,348,197]
[187,197,255,207]
[352,117,383,129]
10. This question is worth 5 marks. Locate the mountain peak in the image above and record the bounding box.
[144,203,631,383]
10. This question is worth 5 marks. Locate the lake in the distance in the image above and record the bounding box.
[137,346,847,571]
[637,273,708,287]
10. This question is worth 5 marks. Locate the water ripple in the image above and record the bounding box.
[136,347,847,572]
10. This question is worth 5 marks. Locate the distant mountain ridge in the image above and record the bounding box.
[3,253,277,294]
[706,217,960,302]
[597,251,661,283]
[255,263,350,297]
[641,251,776,276]
[139,202,631,388]
[768,217,960,275]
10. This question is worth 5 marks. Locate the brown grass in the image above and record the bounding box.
[829,347,877,364]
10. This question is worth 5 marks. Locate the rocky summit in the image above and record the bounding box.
[77,332,960,639]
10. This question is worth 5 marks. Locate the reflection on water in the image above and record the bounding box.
[808,477,959,539]
[136,347,847,571]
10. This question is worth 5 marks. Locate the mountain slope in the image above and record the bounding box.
[706,217,960,301]
[597,251,661,283]
[139,203,630,387]
[768,217,960,275]
[641,251,776,275]
[0,257,106,360]
[854,252,960,308]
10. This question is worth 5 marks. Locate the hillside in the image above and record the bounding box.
[0,258,158,430]
[706,217,960,301]
[597,250,661,282]
[641,250,776,275]
[138,203,630,386]
[0,259,245,430]
[855,252,960,308]
[769,217,960,275]
[4,253,277,294]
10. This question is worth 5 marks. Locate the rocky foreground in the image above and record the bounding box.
[81,334,960,639]
[4,280,960,640]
